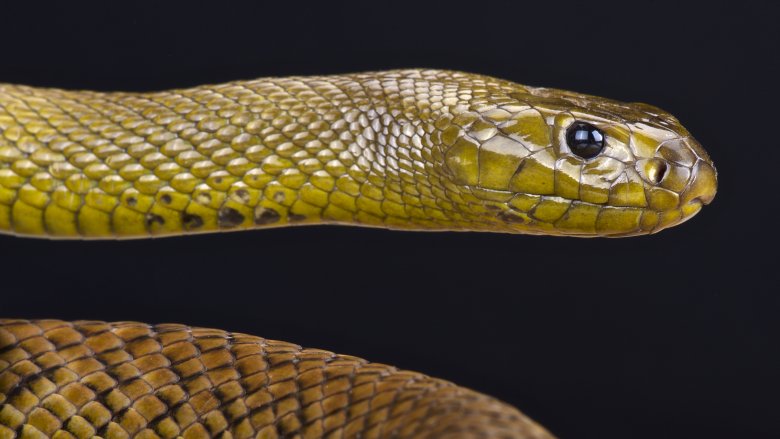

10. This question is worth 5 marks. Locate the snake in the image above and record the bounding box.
[0,70,717,438]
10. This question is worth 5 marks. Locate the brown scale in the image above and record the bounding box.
[0,320,554,439]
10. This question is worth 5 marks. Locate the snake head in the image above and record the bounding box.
[438,81,717,236]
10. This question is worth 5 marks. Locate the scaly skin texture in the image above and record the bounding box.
[0,320,555,439]
[0,70,716,238]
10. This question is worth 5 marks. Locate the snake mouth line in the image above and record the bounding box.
[493,195,708,237]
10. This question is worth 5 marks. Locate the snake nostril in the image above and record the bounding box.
[642,159,668,185]
[653,161,668,184]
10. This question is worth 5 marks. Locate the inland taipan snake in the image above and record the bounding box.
[0,70,717,438]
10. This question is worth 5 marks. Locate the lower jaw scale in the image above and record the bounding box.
[652,202,703,233]
[681,199,704,220]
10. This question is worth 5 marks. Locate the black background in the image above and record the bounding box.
[1,2,777,438]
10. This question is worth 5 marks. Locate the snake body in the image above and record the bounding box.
[0,320,553,439]
[0,70,717,438]
[0,69,715,238]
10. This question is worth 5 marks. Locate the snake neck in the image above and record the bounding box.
[0,70,507,238]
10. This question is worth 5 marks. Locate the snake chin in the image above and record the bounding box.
[674,199,705,225]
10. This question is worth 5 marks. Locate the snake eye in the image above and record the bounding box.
[566,122,605,159]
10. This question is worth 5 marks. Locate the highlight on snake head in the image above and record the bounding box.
[0,70,716,238]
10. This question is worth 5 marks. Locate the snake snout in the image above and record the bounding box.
[682,160,717,206]
[653,136,717,206]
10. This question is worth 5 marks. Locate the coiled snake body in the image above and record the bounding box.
[0,70,717,438]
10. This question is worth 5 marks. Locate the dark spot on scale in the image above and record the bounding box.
[214,177,223,184]
[160,194,172,204]
[254,207,280,225]
[289,213,307,222]
[218,207,245,227]
[145,213,165,227]
[182,213,204,229]
[234,189,250,203]
[126,197,137,207]
[497,211,525,224]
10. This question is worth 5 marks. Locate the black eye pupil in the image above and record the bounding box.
[566,122,605,159]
